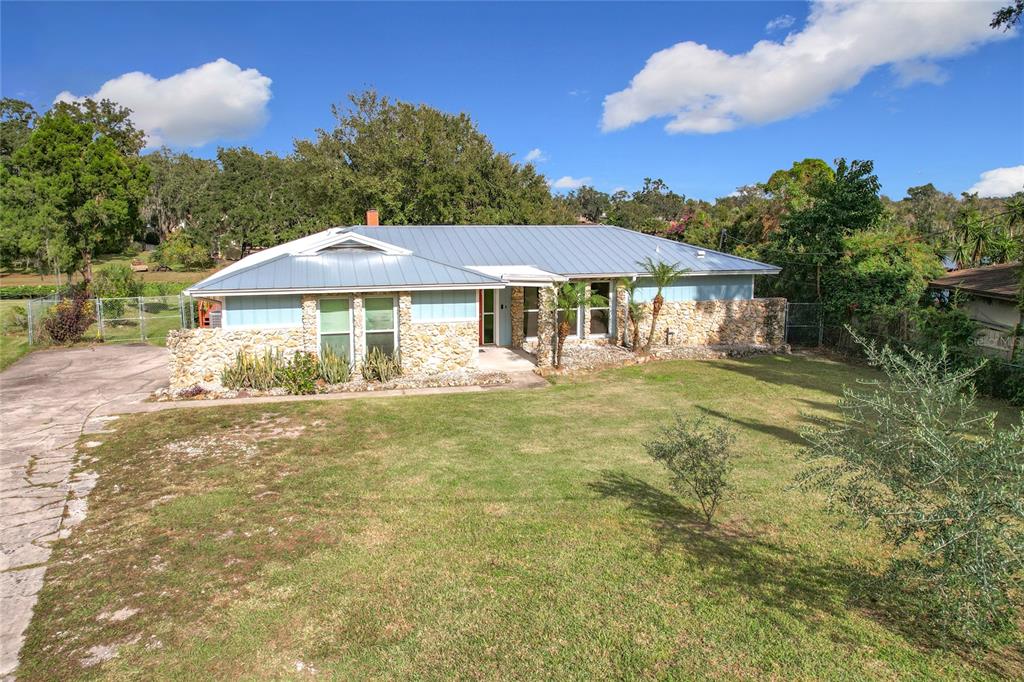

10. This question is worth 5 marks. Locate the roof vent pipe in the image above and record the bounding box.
[696,250,706,258]
[366,209,379,227]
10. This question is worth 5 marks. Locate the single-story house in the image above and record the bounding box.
[929,261,1022,359]
[171,212,785,388]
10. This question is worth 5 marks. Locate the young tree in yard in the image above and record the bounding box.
[637,257,688,352]
[0,100,149,282]
[644,416,737,524]
[800,337,1024,639]
[620,278,644,351]
[553,282,607,368]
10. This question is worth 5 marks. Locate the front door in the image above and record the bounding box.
[479,289,496,345]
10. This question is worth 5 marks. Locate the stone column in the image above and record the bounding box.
[615,280,630,347]
[535,285,556,367]
[352,294,366,365]
[300,294,319,354]
[397,291,413,365]
[510,287,524,348]
[581,282,592,340]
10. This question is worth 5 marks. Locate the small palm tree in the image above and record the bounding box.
[638,257,688,352]
[554,282,608,368]
[620,278,644,351]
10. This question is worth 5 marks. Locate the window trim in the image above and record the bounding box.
[588,281,613,338]
[317,295,354,364]
[363,294,399,357]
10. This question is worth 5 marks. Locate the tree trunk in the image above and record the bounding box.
[645,294,663,353]
[556,320,571,368]
[81,250,93,286]
[630,316,640,351]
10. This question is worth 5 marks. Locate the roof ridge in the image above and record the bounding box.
[599,223,778,270]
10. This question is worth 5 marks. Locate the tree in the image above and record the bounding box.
[991,1,1023,30]
[800,337,1024,639]
[619,278,644,350]
[141,148,218,241]
[644,416,737,524]
[637,257,688,352]
[0,98,37,165]
[0,101,150,281]
[50,98,146,156]
[553,282,607,368]
[564,185,611,223]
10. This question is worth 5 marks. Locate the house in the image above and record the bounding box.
[170,211,785,388]
[929,261,1022,359]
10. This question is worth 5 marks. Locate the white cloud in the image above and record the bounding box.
[524,148,547,163]
[602,1,1009,135]
[891,60,948,87]
[549,175,592,190]
[967,165,1024,197]
[55,58,272,148]
[765,14,796,32]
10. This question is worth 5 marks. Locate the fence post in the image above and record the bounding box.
[138,296,146,341]
[178,293,185,330]
[97,298,104,339]
[817,306,823,347]
[27,300,34,346]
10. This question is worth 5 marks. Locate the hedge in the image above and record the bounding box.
[0,282,192,299]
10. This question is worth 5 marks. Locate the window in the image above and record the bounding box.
[523,287,539,338]
[364,296,397,356]
[412,290,476,322]
[589,282,612,336]
[556,307,581,337]
[224,295,301,327]
[319,298,351,362]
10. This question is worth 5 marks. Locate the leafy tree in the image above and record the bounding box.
[91,263,143,318]
[554,282,607,368]
[637,257,688,352]
[0,98,37,165]
[800,337,1024,639]
[0,101,149,281]
[152,231,214,271]
[991,1,1023,30]
[619,278,644,350]
[141,148,218,241]
[564,185,611,223]
[644,416,737,524]
[50,98,146,156]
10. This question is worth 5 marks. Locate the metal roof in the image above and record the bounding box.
[187,224,780,294]
[189,249,504,293]
[350,225,778,276]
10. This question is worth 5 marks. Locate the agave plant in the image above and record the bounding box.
[637,257,688,352]
[554,282,608,368]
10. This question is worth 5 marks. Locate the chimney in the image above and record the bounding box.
[366,209,379,227]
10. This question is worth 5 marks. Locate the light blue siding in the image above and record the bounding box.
[224,295,302,327]
[411,290,478,322]
[634,275,754,303]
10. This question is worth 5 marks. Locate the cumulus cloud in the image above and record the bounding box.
[967,166,1024,197]
[549,175,592,190]
[524,148,547,163]
[55,58,272,148]
[765,14,796,32]
[602,1,1009,135]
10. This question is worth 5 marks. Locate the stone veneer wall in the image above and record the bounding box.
[510,287,525,348]
[635,297,786,347]
[167,327,311,388]
[397,292,479,374]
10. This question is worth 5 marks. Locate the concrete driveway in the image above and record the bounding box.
[0,345,168,679]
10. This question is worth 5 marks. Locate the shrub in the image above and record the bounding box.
[317,346,351,384]
[644,416,736,524]
[799,335,1024,640]
[41,290,95,344]
[153,233,213,271]
[92,264,143,319]
[1,305,27,333]
[0,285,60,299]
[220,349,283,391]
[275,352,320,395]
[361,347,402,383]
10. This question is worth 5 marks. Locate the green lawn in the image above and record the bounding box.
[19,355,1022,680]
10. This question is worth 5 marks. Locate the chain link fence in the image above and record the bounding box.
[26,294,197,347]
[784,302,823,347]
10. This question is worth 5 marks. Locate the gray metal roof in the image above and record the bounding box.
[189,250,503,293]
[188,224,779,294]
[350,225,778,276]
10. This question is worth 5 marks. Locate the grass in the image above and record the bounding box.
[19,355,1023,679]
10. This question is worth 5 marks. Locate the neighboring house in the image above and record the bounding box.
[929,262,1022,359]
[171,212,785,388]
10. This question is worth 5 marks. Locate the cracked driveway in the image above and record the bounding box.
[0,345,167,679]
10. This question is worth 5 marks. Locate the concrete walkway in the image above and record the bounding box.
[0,345,168,679]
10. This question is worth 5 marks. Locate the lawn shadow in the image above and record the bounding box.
[586,470,1017,669]
[706,352,868,397]
[694,405,809,448]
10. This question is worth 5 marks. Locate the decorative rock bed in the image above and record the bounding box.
[536,342,789,376]
[153,369,512,401]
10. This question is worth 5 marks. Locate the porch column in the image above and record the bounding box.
[614,280,629,347]
[534,285,556,367]
[510,286,524,348]
[300,294,319,354]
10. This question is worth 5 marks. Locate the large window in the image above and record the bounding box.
[589,282,612,336]
[364,296,397,356]
[523,287,539,338]
[224,295,301,327]
[319,298,351,362]
[556,306,581,337]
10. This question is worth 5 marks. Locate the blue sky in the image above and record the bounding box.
[2,1,1022,200]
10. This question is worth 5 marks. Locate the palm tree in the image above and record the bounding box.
[554,282,608,368]
[620,278,644,351]
[638,257,688,352]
